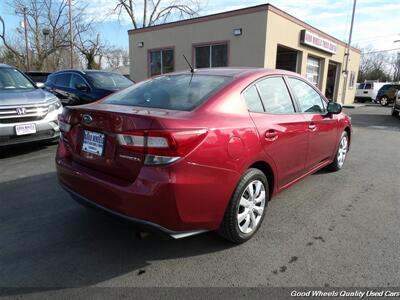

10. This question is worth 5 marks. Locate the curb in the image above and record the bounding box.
[343,104,366,109]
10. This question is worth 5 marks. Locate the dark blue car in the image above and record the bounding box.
[44,70,134,106]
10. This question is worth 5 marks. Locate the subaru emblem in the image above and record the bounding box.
[82,114,93,125]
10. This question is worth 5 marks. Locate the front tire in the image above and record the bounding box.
[218,168,269,243]
[327,131,349,172]
[380,96,389,106]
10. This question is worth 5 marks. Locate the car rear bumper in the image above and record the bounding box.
[56,142,240,235]
[0,108,62,146]
[60,182,208,239]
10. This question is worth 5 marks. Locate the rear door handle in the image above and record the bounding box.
[308,123,317,131]
[265,129,278,141]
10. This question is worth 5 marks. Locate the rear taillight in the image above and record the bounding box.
[58,113,71,133]
[117,129,208,165]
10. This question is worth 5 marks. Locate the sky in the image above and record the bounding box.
[1,0,400,53]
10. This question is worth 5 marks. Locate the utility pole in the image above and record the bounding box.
[42,28,50,71]
[341,0,357,104]
[68,0,74,68]
[22,7,30,71]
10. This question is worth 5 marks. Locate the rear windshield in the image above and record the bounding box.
[103,74,232,111]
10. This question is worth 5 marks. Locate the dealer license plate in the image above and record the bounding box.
[82,130,105,156]
[15,124,36,136]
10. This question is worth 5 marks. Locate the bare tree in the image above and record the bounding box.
[392,52,400,82]
[75,29,106,69]
[358,45,392,82]
[0,0,94,71]
[0,16,26,68]
[104,48,129,70]
[113,0,203,29]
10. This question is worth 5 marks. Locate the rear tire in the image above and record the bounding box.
[327,131,349,172]
[218,168,269,244]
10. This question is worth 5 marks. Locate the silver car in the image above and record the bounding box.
[392,90,400,117]
[0,64,63,147]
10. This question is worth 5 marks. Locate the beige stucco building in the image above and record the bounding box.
[128,4,361,104]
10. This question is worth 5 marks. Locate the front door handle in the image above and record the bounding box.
[265,129,278,141]
[308,123,317,131]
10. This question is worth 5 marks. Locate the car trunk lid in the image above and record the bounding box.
[61,103,191,183]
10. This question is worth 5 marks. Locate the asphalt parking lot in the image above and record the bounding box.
[1,106,399,290]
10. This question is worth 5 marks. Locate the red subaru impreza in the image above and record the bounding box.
[56,68,351,243]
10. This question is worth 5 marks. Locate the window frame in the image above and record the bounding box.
[285,75,329,115]
[240,75,298,115]
[147,47,175,77]
[192,41,230,69]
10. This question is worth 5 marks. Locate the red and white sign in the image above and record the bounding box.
[300,30,337,54]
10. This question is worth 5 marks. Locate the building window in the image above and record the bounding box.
[149,48,174,77]
[306,56,321,86]
[194,43,228,68]
[276,45,301,73]
[349,71,356,89]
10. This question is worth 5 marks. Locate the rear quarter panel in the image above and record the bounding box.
[156,76,279,228]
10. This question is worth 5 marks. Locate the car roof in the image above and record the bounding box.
[25,71,51,75]
[168,67,299,79]
[0,64,13,68]
[51,69,120,76]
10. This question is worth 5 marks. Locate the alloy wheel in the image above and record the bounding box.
[380,97,388,106]
[337,135,348,168]
[237,180,266,234]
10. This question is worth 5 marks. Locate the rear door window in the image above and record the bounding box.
[103,74,232,111]
[256,77,295,114]
[243,85,264,113]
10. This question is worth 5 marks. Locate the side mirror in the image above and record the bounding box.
[75,83,89,92]
[36,82,45,88]
[326,101,342,115]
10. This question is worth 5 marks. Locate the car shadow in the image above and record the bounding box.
[312,168,332,175]
[0,172,234,293]
[0,141,58,159]
[349,113,400,130]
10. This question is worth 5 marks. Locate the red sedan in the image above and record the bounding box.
[56,68,351,243]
